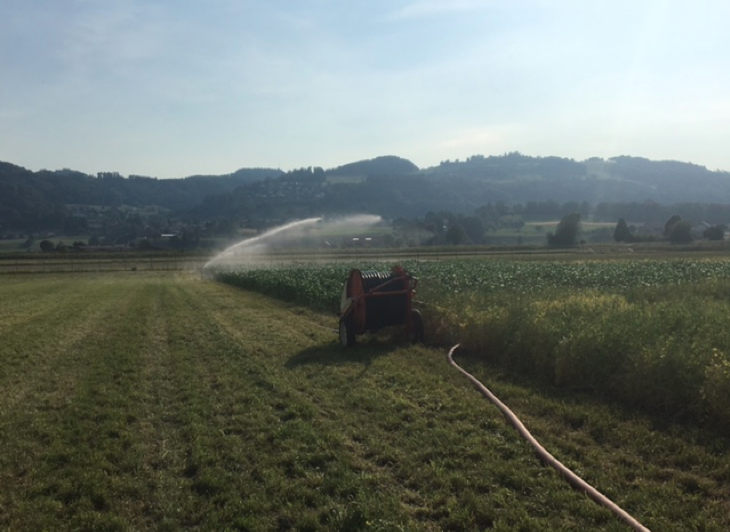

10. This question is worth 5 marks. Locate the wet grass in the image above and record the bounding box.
[0,272,728,529]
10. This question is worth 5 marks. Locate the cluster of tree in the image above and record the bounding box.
[429,152,585,181]
[4,153,730,248]
[0,161,281,234]
[614,215,726,244]
[328,155,418,176]
[395,207,578,247]
[421,212,485,245]
[703,225,726,240]
[410,208,728,250]
[426,154,730,205]
[595,202,730,226]
[547,213,581,247]
[38,240,88,252]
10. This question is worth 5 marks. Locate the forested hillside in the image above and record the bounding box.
[3,153,730,239]
[190,154,730,224]
[0,162,281,233]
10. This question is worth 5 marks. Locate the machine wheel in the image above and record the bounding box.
[409,309,424,343]
[339,316,356,347]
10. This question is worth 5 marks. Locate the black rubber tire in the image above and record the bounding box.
[339,316,356,347]
[409,309,424,343]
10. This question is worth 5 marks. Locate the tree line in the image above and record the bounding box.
[4,153,730,249]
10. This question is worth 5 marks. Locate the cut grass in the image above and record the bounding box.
[0,272,728,529]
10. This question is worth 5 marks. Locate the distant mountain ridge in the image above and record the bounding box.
[2,153,730,233]
[327,155,419,176]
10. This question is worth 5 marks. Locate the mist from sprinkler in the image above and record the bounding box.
[203,214,382,270]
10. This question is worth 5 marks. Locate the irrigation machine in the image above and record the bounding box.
[338,266,424,347]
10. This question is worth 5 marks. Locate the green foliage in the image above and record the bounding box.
[445,223,468,245]
[217,257,730,428]
[547,212,581,247]
[668,219,693,244]
[703,224,725,240]
[664,214,683,236]
[217,265,350,313]
[613,218,634,242]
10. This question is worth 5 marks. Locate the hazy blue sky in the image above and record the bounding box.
[2,0,729,178]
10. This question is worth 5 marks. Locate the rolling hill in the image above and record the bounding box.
[3,153,730,234]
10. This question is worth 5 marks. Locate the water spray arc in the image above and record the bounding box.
[203,214,383,270]
[204,217,322,269]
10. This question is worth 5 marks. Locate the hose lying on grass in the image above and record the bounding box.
[447,344,650,532]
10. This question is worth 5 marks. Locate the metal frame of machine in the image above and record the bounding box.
[338,266,423,347]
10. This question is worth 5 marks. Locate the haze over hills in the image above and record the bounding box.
[2,153,730,237]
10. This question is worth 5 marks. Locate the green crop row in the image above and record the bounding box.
[217,257,730,300]
[413,257,730,294]
[215,258,730,429]
[216,265,351,313]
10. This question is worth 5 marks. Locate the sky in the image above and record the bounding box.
[2,0,729,178]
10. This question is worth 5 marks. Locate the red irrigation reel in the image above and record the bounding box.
[338,265,423,347]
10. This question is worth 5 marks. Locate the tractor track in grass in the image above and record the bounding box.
[0,275,138,418]
[1,275,160,528]
[135,281,197,527]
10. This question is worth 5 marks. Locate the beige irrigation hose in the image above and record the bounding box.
[447,344,650,532]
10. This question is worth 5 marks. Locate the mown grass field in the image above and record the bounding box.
[1,270,729,530]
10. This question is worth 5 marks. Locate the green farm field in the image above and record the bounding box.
[1,266,729,530]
